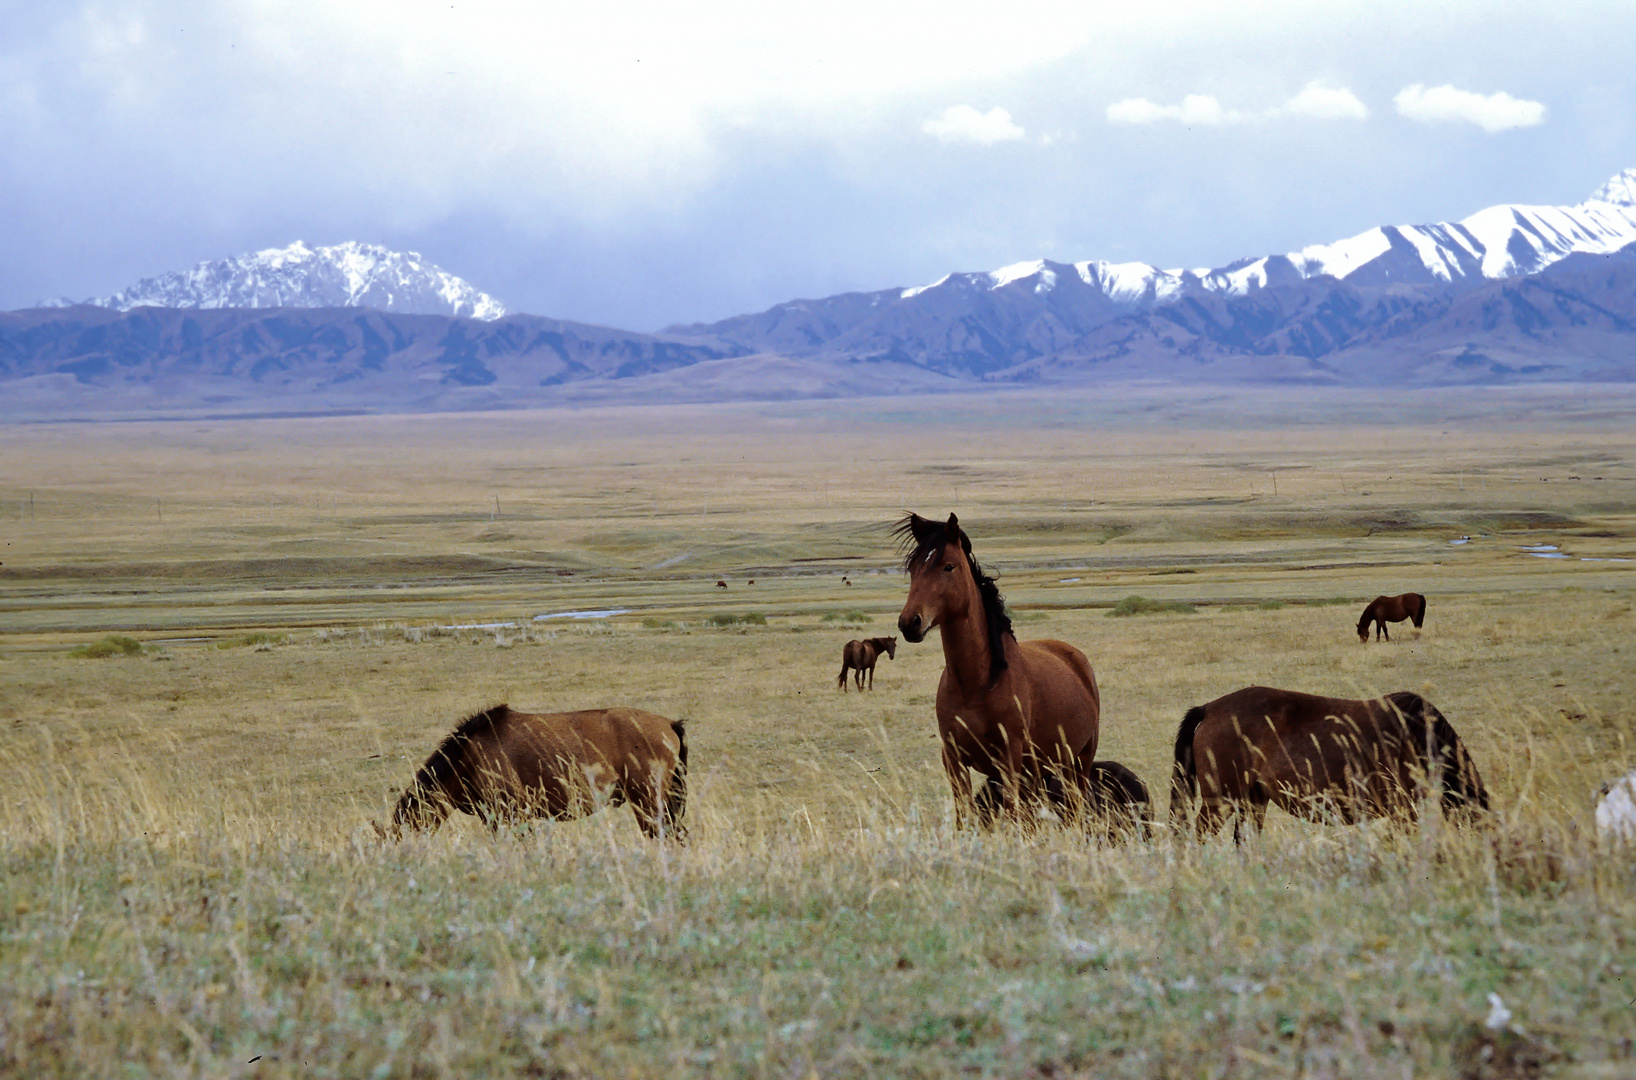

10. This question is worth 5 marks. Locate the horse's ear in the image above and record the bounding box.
[947,513,959,532]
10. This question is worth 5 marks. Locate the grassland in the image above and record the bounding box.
[2,384,1635,1078]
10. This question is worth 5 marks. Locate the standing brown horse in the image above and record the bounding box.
[895,512,1101,826]
[1169,685,1488,841]
[837,636,897,691]
[386,705,688,840]
[1358,592,1426,642]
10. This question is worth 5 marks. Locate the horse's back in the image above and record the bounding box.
[1195,686,1425,812]
[1019,639,1100,699]
[1016,638,1102,739]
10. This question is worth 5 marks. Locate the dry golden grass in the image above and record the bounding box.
[1,385,1634,1077]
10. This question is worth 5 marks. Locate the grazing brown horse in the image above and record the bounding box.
[1357,592,1426,642]
[895,512,1101,827]
[837,636,897,691]
[975,760,1151,839]
[1169,685,1488,841]
[386,705,688,840]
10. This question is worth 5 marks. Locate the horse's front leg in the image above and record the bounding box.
[941,739,980,829]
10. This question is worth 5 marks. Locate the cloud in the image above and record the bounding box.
[922,105,1027,145]
[1107,94,1237,126]
[1277,82,1369,121]
[1393,84,1546,132]
[1108,82,1366,125]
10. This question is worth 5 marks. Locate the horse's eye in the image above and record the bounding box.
[943,563,956,573]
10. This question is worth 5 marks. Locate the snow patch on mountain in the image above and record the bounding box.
[898,166,1636,313]
[90,241,506,320]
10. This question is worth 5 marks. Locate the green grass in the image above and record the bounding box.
[704,612,768,628]
[821,610,871,624]
[1106,595,1197,617]
[0,796,1629,1079]
[66,634,145,658]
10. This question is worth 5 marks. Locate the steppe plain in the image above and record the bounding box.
[1,384,1634,1078]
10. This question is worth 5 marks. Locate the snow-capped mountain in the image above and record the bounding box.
[86,241,506,320]
[670,166,1636,379]
[897,166,1636,308]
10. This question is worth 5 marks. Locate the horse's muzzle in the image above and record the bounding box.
[899,612,925,643]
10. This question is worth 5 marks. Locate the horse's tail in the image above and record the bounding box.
[664,719,689,841]
[1169,705,1208,831]
[1410,593,1426,628]
[837,658,849,689]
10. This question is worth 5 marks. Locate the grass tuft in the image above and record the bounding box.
[216,631,287,649]
[821,610,871,624]
[67,634,145,658]
[1107,595,1196,617]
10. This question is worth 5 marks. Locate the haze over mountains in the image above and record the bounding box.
[6,168,1636,417]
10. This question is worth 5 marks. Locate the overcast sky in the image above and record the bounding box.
[4,1,1635,331]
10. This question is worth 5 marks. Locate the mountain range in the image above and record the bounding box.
[6,168,1636,417]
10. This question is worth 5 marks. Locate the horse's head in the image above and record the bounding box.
[893,512,975,643]
[390,783,449,835]
[1388,692,1491,820]
[882,636,897,660]
[1357,613,1371,642]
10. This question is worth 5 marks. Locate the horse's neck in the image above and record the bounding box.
[938,597,997,693]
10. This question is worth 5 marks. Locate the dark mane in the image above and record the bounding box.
[449,703,510,740]
[893,513,1013,680]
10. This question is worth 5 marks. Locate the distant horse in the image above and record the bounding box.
[716,580,728,589]
[1169,685,1488,841]
[386,705,688,840]
[895,512,1101,827]
[837,636,897,691]
[1358,592,1426,642]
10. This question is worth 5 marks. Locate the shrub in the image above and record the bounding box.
[1106,596,1195,617]
[821,610,870,624]
[68,635,144,658]
[705,613,767,628]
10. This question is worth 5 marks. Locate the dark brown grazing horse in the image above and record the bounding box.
[895,512,1101,827]
[1358,592,1426,642]
[837,636,897,691]
[974,760,1150,840]
[386,705,688,840]
[1169,685,1488,842]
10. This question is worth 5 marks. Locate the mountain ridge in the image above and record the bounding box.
[7,168,1636,417]
[45,241,506,322]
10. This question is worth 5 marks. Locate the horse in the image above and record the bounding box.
[716,579,728,589]
[972,760,1150,840]
[385,705,688,840]
[837,636,897,691]
[1169,685,1489,842]
[895,512,1101,827]
[1357,592,1426,642]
